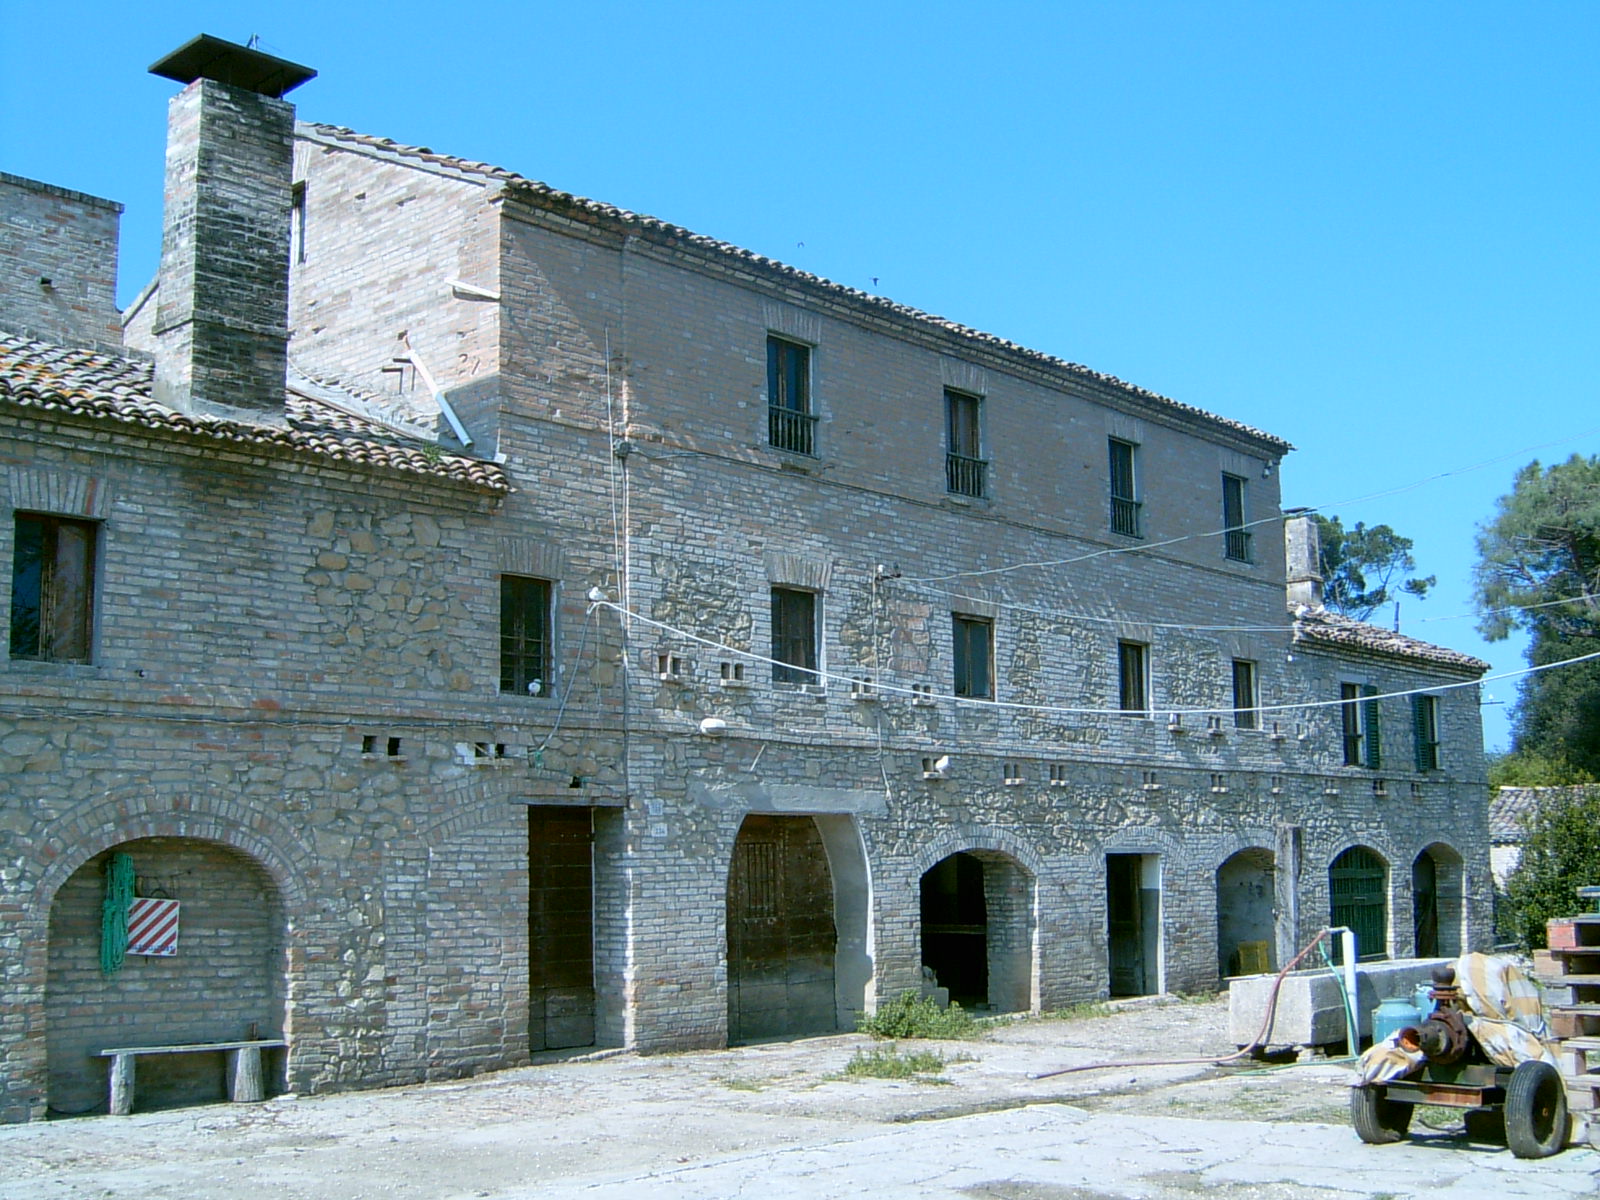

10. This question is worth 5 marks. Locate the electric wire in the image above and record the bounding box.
[588,598,1600,719]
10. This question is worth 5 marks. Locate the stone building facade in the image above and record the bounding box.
[0,37,1490,1122]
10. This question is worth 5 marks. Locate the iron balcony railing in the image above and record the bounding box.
[1110,496,1141,538]
[945,453,988,498]
[768,405,818,456]
[1225,527,1253,563]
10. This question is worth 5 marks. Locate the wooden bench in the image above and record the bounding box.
[96,1040,287,1116]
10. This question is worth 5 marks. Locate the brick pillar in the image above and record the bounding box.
[1284,511,1323,610]
[148,37,314,423]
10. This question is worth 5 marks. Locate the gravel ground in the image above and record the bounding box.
[2,994,1596,1199]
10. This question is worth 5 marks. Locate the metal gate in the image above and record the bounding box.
[726,815,837,1043]
[1330,846,1388,961]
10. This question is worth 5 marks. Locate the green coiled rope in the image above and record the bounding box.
[100,852,135,976]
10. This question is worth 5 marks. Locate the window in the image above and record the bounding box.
[766,335,814,455]
[1231,659,1258,730]
[1412,694,1440,772]
[1341,682,1381,768]
[500,575,553,696]
[290,180,307,264]
[10,513,96,662]
[945,389,986,498]
[952,614,993,699]
[1222,473,1251,562]
[1117,641,1149,716]
[1108,438,1141,537]
[771,587,818,685]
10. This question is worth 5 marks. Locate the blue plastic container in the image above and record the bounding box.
[1372,996,1422,1044]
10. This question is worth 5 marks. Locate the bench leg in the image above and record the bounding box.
[227,1046,265,1103]
[108,1054,134,1116]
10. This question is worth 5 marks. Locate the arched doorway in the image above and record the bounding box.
[1329,845,1388,962]
[46,838,287,1116]
[1412,843,1464,957]
[726,815,838,1043]
[920,850,1035,1013]
[1216,848,1276,978]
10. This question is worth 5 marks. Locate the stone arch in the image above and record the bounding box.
[1411,841,1465,958]
[45,836,289,1116]
[1215,847,1276,978]
[912,827,1040,1015]
[10,791,311,1122]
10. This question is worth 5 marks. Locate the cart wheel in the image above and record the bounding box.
[1504,1060,1567,1158]
[1351,1085,1412,1144]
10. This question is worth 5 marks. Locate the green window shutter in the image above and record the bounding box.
[1412,695,1429,772]
[1363,685,1382,769]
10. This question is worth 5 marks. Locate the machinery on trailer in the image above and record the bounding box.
[1350,962,1568,1158]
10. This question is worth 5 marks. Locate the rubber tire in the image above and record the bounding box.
[1504,1060,1568,1159]
[1351,1085,1413,1145]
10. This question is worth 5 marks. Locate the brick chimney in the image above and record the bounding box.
[147,36,315,423]
[1283,510,1323,610]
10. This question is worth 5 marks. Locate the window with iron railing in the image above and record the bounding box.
[1231,659,1258,729]
[945,389,986,498]
[1108,438,1141,537]
[1222,473,1251,562]
[501,575,553,696]
[766,335,816,456]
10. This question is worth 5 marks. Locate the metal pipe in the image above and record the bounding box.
[1325,925,1359,1056]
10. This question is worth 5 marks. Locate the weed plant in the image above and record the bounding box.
[857,992,979,1040]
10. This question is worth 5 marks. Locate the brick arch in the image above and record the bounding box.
[909,823,1044,881]
[34,792,313,915]
[912,827,1040,1014]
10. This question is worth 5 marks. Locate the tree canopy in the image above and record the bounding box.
[1314,514,1434,622]
[1501,786,1600,949]
[1474,454,1600,779]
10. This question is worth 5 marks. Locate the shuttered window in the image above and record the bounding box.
[1413,694,1440,772]
[771,587,818,684]
[1231,659,1258,729]
[1341,682,1381,768]
[9,513,96,662]
[1118,641,1149,716]
[953,614,993,699]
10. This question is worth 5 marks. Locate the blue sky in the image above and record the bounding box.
[6,1,1598,751]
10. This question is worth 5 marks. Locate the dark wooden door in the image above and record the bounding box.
[1412,852,1439,958]
[727,815,837,1043]
[1107,854,1145,997]
[528,807,594,1051]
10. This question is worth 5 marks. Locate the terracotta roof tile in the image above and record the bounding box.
[0,330,509,493]
[304,122,1292,456]
[1292,607,1489,673]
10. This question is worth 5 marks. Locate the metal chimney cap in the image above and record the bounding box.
[149,34,316,98]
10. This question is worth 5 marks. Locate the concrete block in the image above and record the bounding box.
[1228,959,1450,1048]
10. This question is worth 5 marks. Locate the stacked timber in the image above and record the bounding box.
[1538,885,1600,1148]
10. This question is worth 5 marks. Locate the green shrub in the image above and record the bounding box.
[857,991,978,1040]
[842,1045,949,1079]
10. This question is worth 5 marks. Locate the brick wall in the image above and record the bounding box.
[0,172,123,349]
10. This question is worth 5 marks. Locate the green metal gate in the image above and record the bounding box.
[1330,846,1388,961]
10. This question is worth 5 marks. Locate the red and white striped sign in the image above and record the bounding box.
[126,898,180,956]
